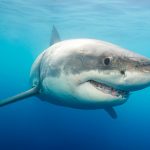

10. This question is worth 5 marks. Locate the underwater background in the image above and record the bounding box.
[0,0,150,149]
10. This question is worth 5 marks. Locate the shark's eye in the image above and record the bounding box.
[120,70,125,75]
[104,57,111,65]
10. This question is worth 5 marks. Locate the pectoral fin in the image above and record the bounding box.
[0,87,38,107]
[104,107,117,119]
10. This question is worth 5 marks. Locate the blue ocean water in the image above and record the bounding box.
[0,0,150,149]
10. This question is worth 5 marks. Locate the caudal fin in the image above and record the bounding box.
[0,87,38,107]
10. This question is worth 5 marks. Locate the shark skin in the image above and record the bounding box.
[1,26,150,119]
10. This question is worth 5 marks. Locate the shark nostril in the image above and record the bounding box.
[120,70,125,75]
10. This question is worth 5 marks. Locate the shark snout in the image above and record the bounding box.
[140,60,150,72]
[121,57,150,91]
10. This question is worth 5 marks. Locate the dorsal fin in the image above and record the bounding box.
[50,25,61,46]
[104,107,117,119]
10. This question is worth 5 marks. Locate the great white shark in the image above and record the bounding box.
[1,26,150,119]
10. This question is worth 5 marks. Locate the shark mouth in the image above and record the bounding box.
[89,80,129,98]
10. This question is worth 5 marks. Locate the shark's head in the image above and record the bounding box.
[30,39,150,109]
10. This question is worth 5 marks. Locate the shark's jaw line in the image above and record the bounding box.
[87,80,129,99]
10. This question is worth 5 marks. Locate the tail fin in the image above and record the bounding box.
[0,87,38,107]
